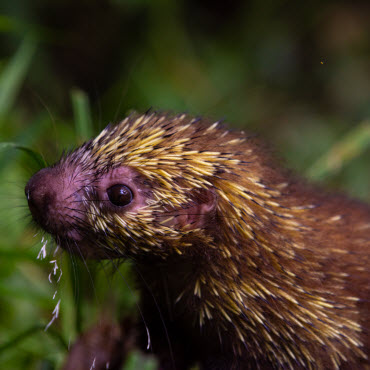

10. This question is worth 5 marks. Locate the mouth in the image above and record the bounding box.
[55,233,124,260]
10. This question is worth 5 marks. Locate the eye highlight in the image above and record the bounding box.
[107,184,133,207]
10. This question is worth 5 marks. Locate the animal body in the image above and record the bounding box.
[25,112,370,369]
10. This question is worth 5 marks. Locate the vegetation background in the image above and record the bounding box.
[0,1,369,369]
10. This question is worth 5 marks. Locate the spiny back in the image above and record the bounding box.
[26,112,370,369]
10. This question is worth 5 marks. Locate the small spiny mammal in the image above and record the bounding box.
[25,112,370,369]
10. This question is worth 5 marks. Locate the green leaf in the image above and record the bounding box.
[0,142,47,168]
[0,37,36,117]
[71,89,93,141]
[307,121,370,180]
[123,351,158,370]
[0,324,68,354]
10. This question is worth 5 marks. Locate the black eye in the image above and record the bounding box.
[107,184,133,207]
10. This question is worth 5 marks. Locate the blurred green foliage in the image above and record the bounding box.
[0,1,369,369]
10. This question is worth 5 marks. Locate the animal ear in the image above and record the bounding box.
[189,187,218,225]
[196,187,218,215]
[169,188,218,230]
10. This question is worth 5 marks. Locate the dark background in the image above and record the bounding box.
[0,1,369,369]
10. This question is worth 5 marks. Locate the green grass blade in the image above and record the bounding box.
[0,325,45,353]
[123,351,158,370]
[0,142,47,168]
[306,121,370,180]
[0,37,36,117]
[71,89,93,141]
[0,324,68,354]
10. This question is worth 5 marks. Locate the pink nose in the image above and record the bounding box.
[26,168,56,231]
[25,167,73,235]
